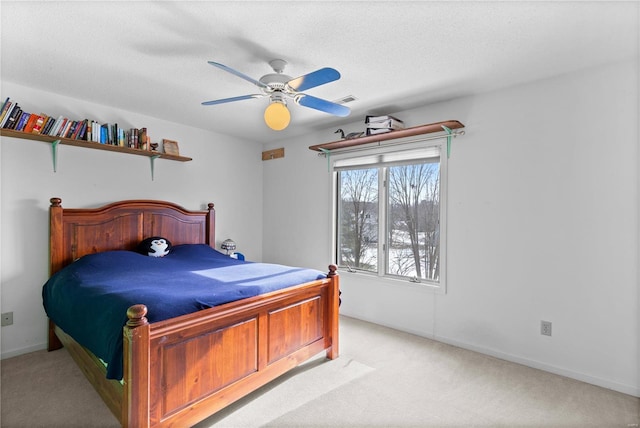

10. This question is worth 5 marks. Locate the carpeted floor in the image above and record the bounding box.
[1,316,639,427]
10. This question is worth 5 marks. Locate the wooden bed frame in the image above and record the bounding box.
[46,197,339,428]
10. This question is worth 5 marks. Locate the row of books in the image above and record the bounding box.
[365,115,405,136]
[0,97,153,149]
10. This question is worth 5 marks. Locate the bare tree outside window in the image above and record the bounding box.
[387,163,440,281]
[338,169,378,272]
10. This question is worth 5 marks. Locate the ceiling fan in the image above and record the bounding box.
[202,59,351,131]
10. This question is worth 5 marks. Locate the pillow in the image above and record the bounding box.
[137,237,172,257]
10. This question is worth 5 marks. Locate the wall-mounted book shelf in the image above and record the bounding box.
[308,120,465,153]
[0,128,192,162]
[0,128,192,180]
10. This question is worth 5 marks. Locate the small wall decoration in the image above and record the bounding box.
[162,139,180,156]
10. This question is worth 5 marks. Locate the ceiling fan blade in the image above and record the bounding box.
[286,67,341,92]
[201,94,264,106]
[295,94,351,117]
[207,61,268,89]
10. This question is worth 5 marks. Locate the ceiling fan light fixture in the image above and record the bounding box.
[264,100,290,131]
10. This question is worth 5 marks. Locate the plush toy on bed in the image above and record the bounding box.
[137,237,172,257]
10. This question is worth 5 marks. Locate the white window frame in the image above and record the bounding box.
[330,139,448,293]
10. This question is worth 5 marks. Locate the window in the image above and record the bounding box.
[334,143,446,287]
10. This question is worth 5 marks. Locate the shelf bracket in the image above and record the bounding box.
[442,125,453,158]
[50,140,61,172]
[319,148,331,172]
[150,155,160,180]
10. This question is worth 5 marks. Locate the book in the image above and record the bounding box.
[64,121,75,138]
[3,106,22,129]
[71,119,85,139]
[62,119,73,138]
[365,115,404,130]
[52,118,65,136]
[12,112,25,131]
[129,128,139,148]
[0,98,12,125]
[0,97,9,116]
[61,120,73,137]
[367,119,404,129]
[96,121,103,143]
[365,127,395,136]
[91,121,98,142]
[110,123,118,145]
[32,114,48,134]
[73,121,83,139]
[101,124,109,144]
[89,121,97,142]
[15,111,31,131]
[47,116,63,136]
[42,116,57,135]
[81,120,89,140]
[67,121,80,138]
[75,120,88,140]
[0,102,17,128]
[23,113,38,132]
[45,116,57,135]
[117,127,126,146]
[51,117,66,137]
[93,121,103,143]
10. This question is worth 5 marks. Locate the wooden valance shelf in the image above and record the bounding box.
[0,128,192,162]
[309,120,465,152]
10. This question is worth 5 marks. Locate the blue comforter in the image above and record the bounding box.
[42,244,326,380]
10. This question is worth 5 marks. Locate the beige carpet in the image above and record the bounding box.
[195,355,374,428]
[1,316,639,427]
[1,344,119,427]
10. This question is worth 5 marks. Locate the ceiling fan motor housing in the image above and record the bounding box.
[260,59,293,92]
[259,73,292,90]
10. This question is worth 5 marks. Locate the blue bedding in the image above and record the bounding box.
[42,244,326,380]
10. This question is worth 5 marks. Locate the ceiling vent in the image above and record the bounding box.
[334,95,357,105]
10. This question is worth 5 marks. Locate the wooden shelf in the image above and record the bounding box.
[309,120,465,152]
[0,128,192,162]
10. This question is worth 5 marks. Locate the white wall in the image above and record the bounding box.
[0,81,264,358]
[262,59,639,397]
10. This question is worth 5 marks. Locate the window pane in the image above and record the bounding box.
[387,162,440,281]
[337,169,378,273]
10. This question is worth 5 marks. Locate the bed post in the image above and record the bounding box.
[206,202,215,248]
[48,198,64,351]
[123,304,150,428]
[326,264,340,360]
[49,197,64,276]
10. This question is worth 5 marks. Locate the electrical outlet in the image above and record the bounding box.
[541,320,552,336]
[1,312,13,327]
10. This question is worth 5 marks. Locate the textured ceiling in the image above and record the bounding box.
[1,1,638,144]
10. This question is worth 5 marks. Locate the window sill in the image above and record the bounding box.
[338,269,446,294]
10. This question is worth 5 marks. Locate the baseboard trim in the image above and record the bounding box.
[433,334,640,398]
[1,342,47,360]
[340,313,639,398]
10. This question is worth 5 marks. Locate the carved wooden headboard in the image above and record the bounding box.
[48,197,215,275]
